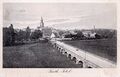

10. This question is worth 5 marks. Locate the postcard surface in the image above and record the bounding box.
[0,0,120,77]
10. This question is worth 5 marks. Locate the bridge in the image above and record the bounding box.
[50,40,116,68]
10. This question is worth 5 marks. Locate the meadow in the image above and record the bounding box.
[3,42,81,68]
[62,38,117,62]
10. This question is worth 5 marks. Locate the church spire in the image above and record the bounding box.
[40,17,44,28]
[41,17,43,21]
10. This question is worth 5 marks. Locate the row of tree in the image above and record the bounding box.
[58,29,117,40]
[64,31,84,40]
[3,24,43,46]
[3,24,15,46]
[3,24,117,46]
[94,29,117,39]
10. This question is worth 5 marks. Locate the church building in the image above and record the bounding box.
[37,17,44,30]
[38,17,52,39]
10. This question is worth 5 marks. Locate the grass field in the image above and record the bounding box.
[3,42,81,68]
[62,39,117,62]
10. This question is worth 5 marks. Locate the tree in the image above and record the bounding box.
[64,33,72,38]
[25,26,31,41]
[95,34,101,39]
[76,31,84,39]
[9,24,15,45]
[15,30,26,41]
[3,24,15,46]
[3,27,10,46]
[30,30,43,40]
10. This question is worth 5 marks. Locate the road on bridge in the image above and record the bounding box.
[55,41,116,68]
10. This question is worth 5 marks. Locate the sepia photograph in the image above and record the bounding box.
[3,3,117,68]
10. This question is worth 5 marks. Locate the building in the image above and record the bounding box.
[38,17,63,39]
[82,26,98,39]
[42,27,52,38]
[38,17,53,39]
[82,31,96,39]
[37,17,44,30]
[50,33,56,38]
[40,17,44,28]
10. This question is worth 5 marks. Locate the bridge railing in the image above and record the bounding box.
[50,40,116,68]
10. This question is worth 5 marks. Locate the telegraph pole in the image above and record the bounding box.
[94,25,95,29]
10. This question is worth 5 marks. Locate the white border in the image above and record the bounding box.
[0,0,120,77]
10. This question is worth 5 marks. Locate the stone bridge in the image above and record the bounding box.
[50,40,116,68]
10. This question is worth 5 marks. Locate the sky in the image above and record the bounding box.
[3,3,116,30]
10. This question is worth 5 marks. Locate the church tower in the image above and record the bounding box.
[40,17,44,28]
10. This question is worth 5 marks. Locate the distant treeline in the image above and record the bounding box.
[58,29,117,40]
[3,24,117,46]
[3,24,43,46]
[82,29,117,39]
[93,29,117,39]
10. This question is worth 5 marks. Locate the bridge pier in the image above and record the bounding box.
[64,52,67,56]
[50,41,102,68]
[71,57,77,63]
[54,44,88,68]
[59,48,62,52]
[60,48,63,53]
[68,54,72,59]
[76,60,84,68]
[58,48,61,51]
[53,43,56,48]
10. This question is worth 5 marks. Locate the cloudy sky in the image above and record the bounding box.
[3,3,116,30]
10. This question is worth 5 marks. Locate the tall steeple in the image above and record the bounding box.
[40,17,44,28]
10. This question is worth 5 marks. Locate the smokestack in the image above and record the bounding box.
[94,25,95,32]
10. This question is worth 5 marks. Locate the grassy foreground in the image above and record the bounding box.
[3,42,81,68]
